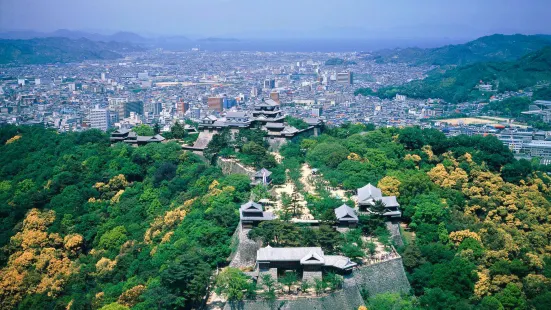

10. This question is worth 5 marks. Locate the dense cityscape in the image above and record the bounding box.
[0,50,431,129]
[3,46,551,163]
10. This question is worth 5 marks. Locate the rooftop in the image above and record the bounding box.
[357,183,382,202]
[257,246,357,270]
[257,246,324,263]
[254,168,272,178]
[335,204,358,221]
[380,196,400,207]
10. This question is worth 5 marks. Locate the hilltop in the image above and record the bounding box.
[0,29,150,44]
[357,46,551,103]
[369,34,551,66]
[2,124,551,309]
[0,37,142,64]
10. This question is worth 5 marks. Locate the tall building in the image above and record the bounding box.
[395,94,406,101]
[251,86,260,97]
[124,101,144,118]
[208,96,224,112]
[336,71,353,85]
[145,101,163,115]
[223,97,237,109]
[101,72,106,81]
[177,100,189,115]
[263,79,275,89]
[34,78,41,85]
[89,105,111,131]
[270,91,280,104]
[311,107,322,117]
[191,107,201,120]
[108,97,129,121]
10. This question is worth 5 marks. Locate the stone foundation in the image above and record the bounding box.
[229,225,261,268]
[257,268,278,286]
[385,221,404,247]
[302,271,322,282]
[344,257,411,296]
[217,158,256,177]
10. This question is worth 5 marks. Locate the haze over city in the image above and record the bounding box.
[1,0,551,41]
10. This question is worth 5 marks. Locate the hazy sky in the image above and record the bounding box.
[1,0,550,39]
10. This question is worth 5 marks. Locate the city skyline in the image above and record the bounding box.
[1,0,551,40]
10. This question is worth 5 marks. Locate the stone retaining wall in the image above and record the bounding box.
[218,257,411,310]
[222,287,365,310]
[229,225,261,268]
[385,222,404,248]
[217,158,256,178]
[344,257,411,296]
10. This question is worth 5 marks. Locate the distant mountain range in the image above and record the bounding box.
[369,34,551,66]
[0,37,143,64]
[0,29,154,44]
[0,29,246,49]
[356,46,551,103]
[0,30,251,51]
[198,37,240,43]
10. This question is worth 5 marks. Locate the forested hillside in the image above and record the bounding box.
[370,34,551,66]
[356,47,551,103]
[0,125,250,309]
[2,124,551,309]
[273,124,551,309]
[0,37,141,64]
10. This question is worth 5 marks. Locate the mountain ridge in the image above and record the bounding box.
[0,37,143,64]
[356,46,551,103]
[369,34,551,66]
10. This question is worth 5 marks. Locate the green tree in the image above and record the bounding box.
[215,268,250,301]
[429,257,477,298]
[419,288,459,310]
[501,159,532,183]
[410,194,448,228]
[153,123,161,135]
[248,220,301,247]
[300,280,311,294]
[261,274,277,301]
[279,272,298,294]
[368,293,417,310]
[367,242,377,258]
[495,283,527,310]
[132,124,155,136]
[324,272,344,291]
[402,242,425,271]
[479,296,504,310]
[314,278,326,296]
[341,242,365,262]
[98,226,128,251]
[170,121,186,139]
[99,303,129,310]
[399,127,425,150]
[160,253,212,308]
[307,143,349,168]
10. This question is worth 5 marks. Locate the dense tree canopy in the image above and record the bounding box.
[3,123,551,309]
[274,124,551,309]
[0,125,248,309]
[357,46,551,103]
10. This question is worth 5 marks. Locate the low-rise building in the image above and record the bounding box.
[256,246,357,281]
[335,204,358,228]
[240,201,274,228]
[109,130,165,146]
[357,183,401,219]
[251,168,272,186]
